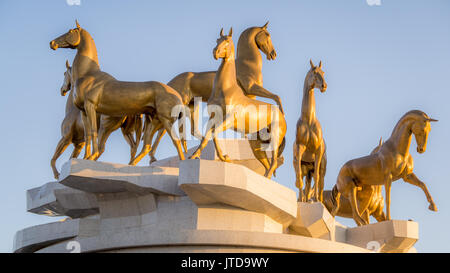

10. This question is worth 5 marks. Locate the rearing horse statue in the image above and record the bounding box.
[146,22,282,163]
[189,28,286,178]
[293,60,327,202]
[331,110,438,226]
[50,21,186,163]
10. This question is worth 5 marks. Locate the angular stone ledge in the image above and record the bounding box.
[289,202,336,240]
[178,159,297,226]
[13,219,80,253]
[27,182,98,218]
[59,159,185,196]
[152,139,284,176]
[346,220,419,253]
[36,228,369,253]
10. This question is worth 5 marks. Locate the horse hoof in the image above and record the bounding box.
[189,154,199,160]
[429,204,438,212]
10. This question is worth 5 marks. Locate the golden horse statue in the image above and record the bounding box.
[330,110,438,226]
[189,28,286,178]
[51,60,142,179]
[146,22,281,163]
[50,21,186,164]
[293,60,327,202]
[324,185,386,224]
[323,139,386,225]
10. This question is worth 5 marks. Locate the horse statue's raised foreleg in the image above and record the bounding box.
[243,83,284,114]
[403,172,438,212]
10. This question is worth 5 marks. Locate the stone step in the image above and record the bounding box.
[59,159,185,196]
[152,139,284,177]
[27,182,98,218]
[178,159,297,226]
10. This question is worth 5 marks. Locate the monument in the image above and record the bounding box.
[13,21,436,253]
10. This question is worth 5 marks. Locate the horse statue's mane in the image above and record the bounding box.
[237,27,262,52]
[391,110,430,135]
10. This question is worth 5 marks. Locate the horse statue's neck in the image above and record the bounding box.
[300,71,317,123]
[65,89,76,114]
[72,29,100,79]
[236,28,262,72]
[389,115,416,156]
[214,48,237,95]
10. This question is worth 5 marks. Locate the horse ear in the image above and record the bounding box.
[228,27,233,37]
[262,21,269,29]
[310,59,315,69]
[319,61,322,69]
[220,28,224,37]
[75,19,81,29]
[66,60,70,69]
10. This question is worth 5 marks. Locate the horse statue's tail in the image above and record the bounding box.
[134,114,143,145]
[330,185,341,217]
[278,136,286,158]
[271,136,286,178]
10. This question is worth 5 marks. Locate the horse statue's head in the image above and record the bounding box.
[50,20,82,50]
[61,60,72,96]
[410,111,438,153]
[255,22,276,60]
[307,59,327,92]
[213,28,234,60]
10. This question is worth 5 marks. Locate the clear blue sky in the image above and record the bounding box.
[0,0,449,252]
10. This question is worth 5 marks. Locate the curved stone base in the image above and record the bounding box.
[14,141,419,253]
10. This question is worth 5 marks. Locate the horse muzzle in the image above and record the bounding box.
[61,87,69,96]
[267,50,277,60]
[417,147,425,153]
[50,40,58,50]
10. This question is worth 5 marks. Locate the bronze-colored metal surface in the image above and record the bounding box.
[293,60,327,202]
[50,60,142,179]
[323,139,386,225]
[330,110,438,226]
[50,21,185,165]
[189,28,286,178]
[147,23,282,163]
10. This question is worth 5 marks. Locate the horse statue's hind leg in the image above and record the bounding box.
[294,144,307,201]
[249,139,271,174]
[312,144,325,202]
[130,115,160,165]
[70,142,85,158]
[51,135,72,180]
[96,116,125,160]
